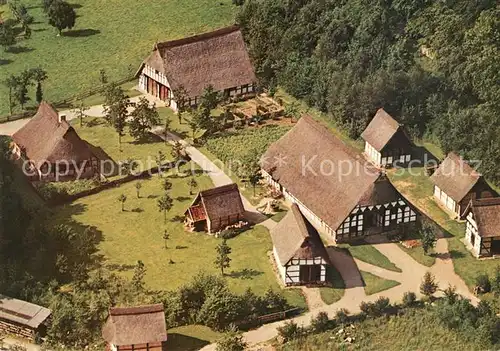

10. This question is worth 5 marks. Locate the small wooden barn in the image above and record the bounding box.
[262,115,418,243]
[184,183,245,233]
[136,25,257,111]
[102,304,168,351]
[0,295,51,341]
[430,152,497,218]
[11,102,103,182]
[464,198,500,258]
[271,204,330,286]
[361,108,414,167]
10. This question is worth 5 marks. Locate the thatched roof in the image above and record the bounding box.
[0,295,51,329]
[262,116,401,231]
[140,25,256,98]
[361,108,406,152]
[464,198,500,238]
[12,102,95,168]
[271,204,330,265]
[102,304,167,346]
[187,183,245,222]
[430,152,482,202]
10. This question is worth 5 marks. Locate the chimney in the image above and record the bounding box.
[59,114,67,123]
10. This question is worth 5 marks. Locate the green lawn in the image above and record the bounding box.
[167,325,222,351]
[340,242,402,272]
[71,116,170,170]
[79,81,142,107]
[0,0,236,116]
[397,243,436,267]
[281,308,484,351]
[361,271,400,296]
[319,266,345,305]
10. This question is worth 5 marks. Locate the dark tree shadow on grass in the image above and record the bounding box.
[69,3,83,9]
[131,207,144,213]
[64,29,101,37]
[85,118,106,127]
[228,268,263,280]
[176,196,191,202]
[33,28,47,33]
[7,46,35,54]
[147,194,159,199]
[0,59,12,65]
[166,333,210,351]
[175,245,188,250]
[170,215,185,223]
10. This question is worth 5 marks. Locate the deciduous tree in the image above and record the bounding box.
[157,194,173,224]
[135,181,142,198]
[47,0,76,36]
[419,221,437,255]
[187,177,198,195]
[103,83,131,150]
[132,260,146,291]
[117,194,127,212]
[214,239,231,275]
[0,21,15,50]
[29,67,48,104]
[129,97,160,141]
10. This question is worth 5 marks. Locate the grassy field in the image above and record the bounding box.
[319,266,345,305]
[340,242,402,272]
[280,308,484,351]
[0,0,236,116]
[167,325,222,351]
[360,271,400,296]
[71,116,170,169]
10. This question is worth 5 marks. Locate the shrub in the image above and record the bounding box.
[420,272,438,298]
[373,297,391,315]
[216,330,247,351]
[310,311,332,333]
[264,288,289,313]
[476,274,491,293]
[220,228,240,240]
[335,308,350,325]
[443,285,458,304]
[277,320,304,343]
[492,266,500,296]
[402,291,416,307]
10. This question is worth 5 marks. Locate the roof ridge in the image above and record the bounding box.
[447,152,481,177]
[110,304,164,316]
[156,25,239,51]
[472,197,500,207]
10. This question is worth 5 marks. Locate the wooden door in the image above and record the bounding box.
[299,265,321,283]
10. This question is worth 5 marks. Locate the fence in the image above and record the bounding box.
[236,307,303,329]
[0,76,136,124]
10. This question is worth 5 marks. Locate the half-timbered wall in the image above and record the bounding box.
[465,212,481,257]
[284,258,327,285]
[434,186,458,215]
[209,214,241,233]
[335,199,417,241]
[272,248,327,286]
[113,342,165,351]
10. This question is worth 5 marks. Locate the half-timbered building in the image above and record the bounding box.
[271,204,330,286]
[0,295,51,341]
[361,108,414,167]
[464,198,500,258]
[262,115,418,243]
[102,304,168,351]
[11,102,103,182]
[136,25,257,111]
[430,152,497,218]
[184,183,245,234]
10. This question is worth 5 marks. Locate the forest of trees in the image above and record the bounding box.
[237,0,499,184]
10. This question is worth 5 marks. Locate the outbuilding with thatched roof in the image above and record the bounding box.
[261,115,418,242]
[464,198,500,258]
[11,102,103,182]
[102,304,167,351]
[361,108,414,167]
[430,152,497,218]
[136,25,257,111]
[184,183,245,233]
[271,204,330,285]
